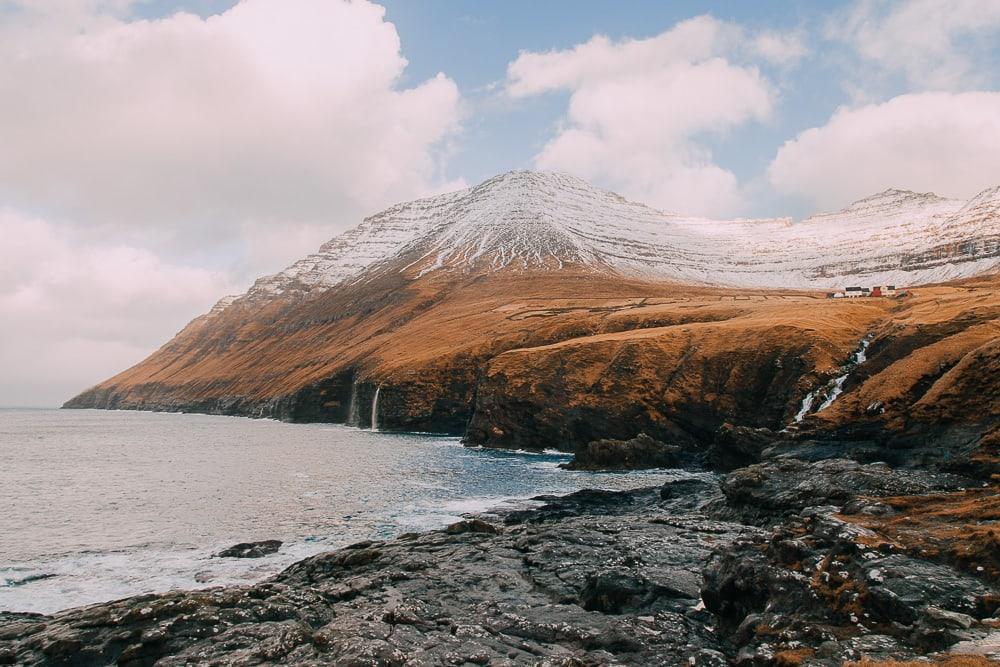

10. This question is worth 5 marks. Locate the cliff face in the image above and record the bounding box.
[464,305,879,450]
[66,270,1000,464]
[65,172,1000,463]
[465,277,1000,455]
[65,269,779,429]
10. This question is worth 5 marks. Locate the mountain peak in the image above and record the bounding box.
[473,169,588,189]
[966,184,1000,205]
[236,171,1000,302]
[842,187,949,211]
[462,170,622,209]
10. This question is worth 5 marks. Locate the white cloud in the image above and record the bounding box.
[0,0,462,254]
[0,209,238,406]
[768,92,1000,209]
[0,0,465,405]
[833,0,1000,92]
[505,16,785,216]
[748,30,808,67]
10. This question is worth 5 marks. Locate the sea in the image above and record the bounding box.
[0,408,703,614]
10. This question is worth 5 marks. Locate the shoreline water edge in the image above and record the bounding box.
[2,447,999,666]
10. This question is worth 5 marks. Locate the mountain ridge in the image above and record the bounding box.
[217,171,999,314]
[65,171,1000,459]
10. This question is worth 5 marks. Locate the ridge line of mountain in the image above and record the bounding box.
[214,171,1000,309]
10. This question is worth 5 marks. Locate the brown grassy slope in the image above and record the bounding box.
[66,268,999,447]
[465,276,1000,450]
[465,293,890,448]
[800,276,1000,450]
[67,269,771,418]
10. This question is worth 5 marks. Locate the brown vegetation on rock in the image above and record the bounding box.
[843,485,1000,582]
[66,267,1000,462]
[845,657,996,667]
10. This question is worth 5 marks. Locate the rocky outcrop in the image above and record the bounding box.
[0,485,757,666]
[560,433,683,470]
[701,507,1000,665]
[216,540,282,559]
[707,424,778,471]
[3,464,997,666]
[719,458,970,523]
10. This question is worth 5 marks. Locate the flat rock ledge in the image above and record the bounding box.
[2,460,998,666]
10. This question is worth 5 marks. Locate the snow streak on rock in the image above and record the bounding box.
[231,171,1000,305]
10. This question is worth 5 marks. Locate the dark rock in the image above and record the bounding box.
[445,518,500,534]
[578,569,650,613]
[910,606,978,651]
[0,483,757,666]
[560,433,682,471]
[862,555,994,625]
[504,487,639,524]
[660,478,713,500]
[707,424,777,471]
[759,438,888,464]
[720,458,969,523]
[701,493,1000,665]
[2,466,996,665]
[216,539,282,558]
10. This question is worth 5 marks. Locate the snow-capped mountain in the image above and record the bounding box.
[225,171,1000,308]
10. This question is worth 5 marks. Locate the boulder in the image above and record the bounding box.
[560,433,682,471]
[216,540,282,558]
[445,519,499,535]
[707,424,776,471]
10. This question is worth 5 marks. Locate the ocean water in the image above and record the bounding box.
[0,409,703,614]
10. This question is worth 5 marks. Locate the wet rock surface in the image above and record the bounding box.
[719,458,971,524]
[2,461,997,665]
[216,540,283,559]
[560,433,684,470]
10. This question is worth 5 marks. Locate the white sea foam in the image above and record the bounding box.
[1,409,704,614]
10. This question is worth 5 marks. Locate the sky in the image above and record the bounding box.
[3,0,1000,406]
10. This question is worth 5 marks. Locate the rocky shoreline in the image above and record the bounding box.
[3,450,999,666]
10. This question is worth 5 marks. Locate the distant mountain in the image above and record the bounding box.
[225,171,999,310]
[65,172,1000,455]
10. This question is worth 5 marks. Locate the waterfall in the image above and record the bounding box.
[814,336,872,412]
[791,335,874,424]
[793,389,821,423]
[371,385,381,431]
[346,382,360,427]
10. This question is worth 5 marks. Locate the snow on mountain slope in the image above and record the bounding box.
[244,188,468,298]
[222,170,1000,309]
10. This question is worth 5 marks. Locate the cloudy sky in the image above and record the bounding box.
[3,0,1000,406]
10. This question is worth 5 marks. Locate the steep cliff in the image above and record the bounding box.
[65,171,1000,460]
[464,277,1000,457]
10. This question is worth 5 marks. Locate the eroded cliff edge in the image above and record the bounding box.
[67,273,1000,475]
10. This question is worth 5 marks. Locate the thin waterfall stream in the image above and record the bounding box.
[790,334,873,426]
[371,385,381,431]
[346,382,360,427]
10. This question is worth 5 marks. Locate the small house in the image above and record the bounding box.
[845,287,868,298]
[869,285,898,297]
